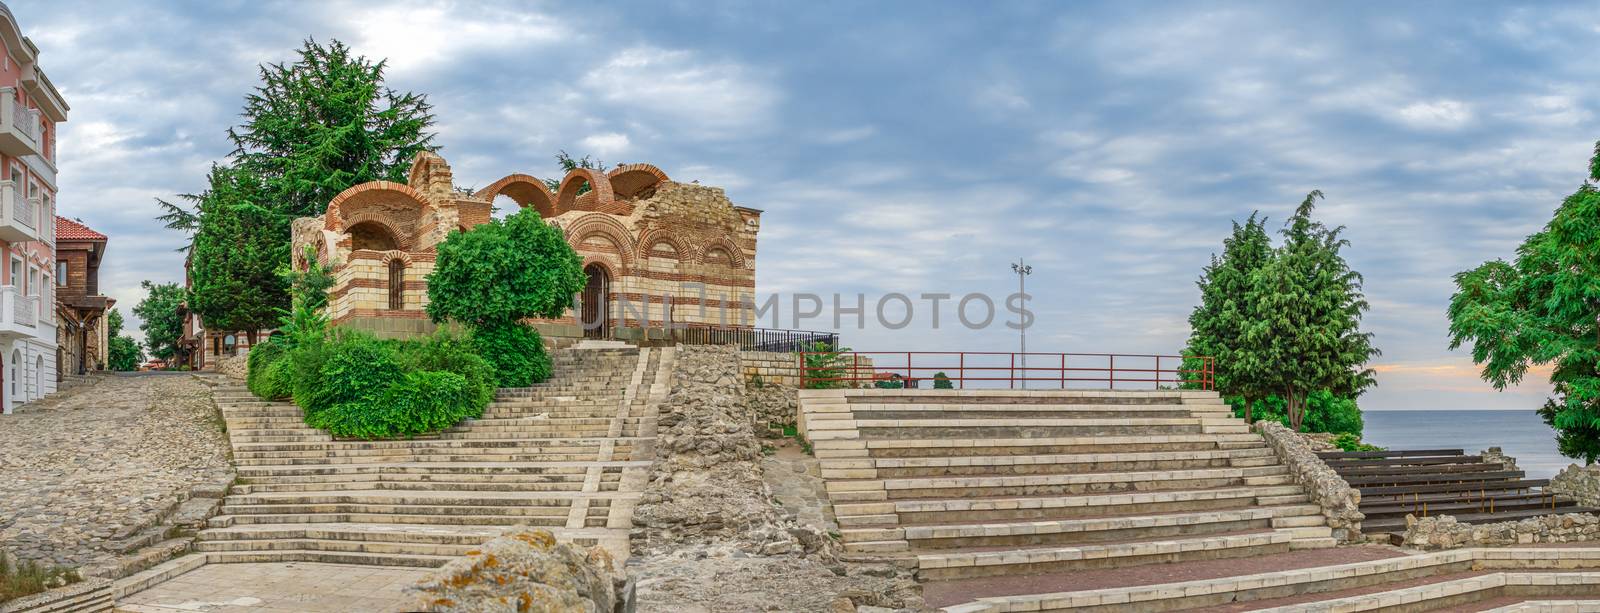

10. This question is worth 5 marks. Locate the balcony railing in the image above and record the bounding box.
[0,88,41,159]
[0,181,37,243]
[0,285,39,340]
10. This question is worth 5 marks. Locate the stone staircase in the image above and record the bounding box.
[192,346,670,568]
[798,388,1335,581]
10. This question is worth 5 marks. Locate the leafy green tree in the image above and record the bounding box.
[229,38,436,219]
[932,371,954,389]
[426,208,587,386]
[187,165,288,345]
[1185,213,1275,421]
[1247,191,1378,430]
[133,281,187,361]
[106,309,141,371]
[1449,144,1600,463]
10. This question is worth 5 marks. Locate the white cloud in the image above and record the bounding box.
[337,2,567,75]
[1394,99,1474,130]
[580,46,780,137]
[579,132,631,157]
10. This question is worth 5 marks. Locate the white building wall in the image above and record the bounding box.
[1,333,56,414]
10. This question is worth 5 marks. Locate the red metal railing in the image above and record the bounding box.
[797,351,1215,390]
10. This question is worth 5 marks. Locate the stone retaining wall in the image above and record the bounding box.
[741,350,800,387]
[1403,513,1600,549]
[1551,464,1600,507]
[1255,421,1364,542]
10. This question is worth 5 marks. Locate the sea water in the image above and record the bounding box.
[1361,410,1572,479]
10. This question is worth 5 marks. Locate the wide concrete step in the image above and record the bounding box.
[870,465,1291,499]
[199,548,456,568]
[837,484,1309,526]
[861,448,1278,478]
[237,460,644,479]
[829,434,1267,458]
[852,505,1322,549]
[233,451,621,466]
[234,437,624,453]
[852,418,1230,439]
[208,512,579,528]
[913,530,1294,580]
[224,489,626,507]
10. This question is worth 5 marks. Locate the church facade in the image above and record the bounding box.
[291,152,761,341]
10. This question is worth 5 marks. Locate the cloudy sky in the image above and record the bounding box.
[16,1,1600,410]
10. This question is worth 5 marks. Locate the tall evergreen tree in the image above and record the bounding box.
[187,165,288,344]
[1185,213,1274,421]
[159,38,436,337]
[1248,191,1378,430]
[229,39,436,218]
[1449,144,1600,463]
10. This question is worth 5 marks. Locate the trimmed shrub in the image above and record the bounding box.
[246,340,289,399]
[1229,390,1364,435]
[471,323,551,388]
[396,330,496,409]
[293,331,403,422]
[932,372,954,389]
[313,371,476,439]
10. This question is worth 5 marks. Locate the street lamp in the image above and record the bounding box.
[1012,259,1032,389]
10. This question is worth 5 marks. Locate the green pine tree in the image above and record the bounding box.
[1185,212,1274,421]
[160,38,436,340]
[1248,191,1378,430]
[1449,143,1600,463]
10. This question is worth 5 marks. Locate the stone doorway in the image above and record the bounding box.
[581,264,610,339]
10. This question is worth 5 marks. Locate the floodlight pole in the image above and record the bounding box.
[1012,259,1032,389]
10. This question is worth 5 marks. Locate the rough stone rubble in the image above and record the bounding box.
[408,527,628,613]
[629,345,921,612]
[1255,421,1364,542]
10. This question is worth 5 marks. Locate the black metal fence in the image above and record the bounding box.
[676,326,839,353]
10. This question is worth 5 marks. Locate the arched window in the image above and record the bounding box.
[388,259,405,310]
[10,349,19,397]
[34,355,41,397]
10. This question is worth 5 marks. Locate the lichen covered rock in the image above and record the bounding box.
[408,528,625,613]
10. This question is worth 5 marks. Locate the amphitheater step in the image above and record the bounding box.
[915,530,1294,580]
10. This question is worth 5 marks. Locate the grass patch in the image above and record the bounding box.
[0,556,80,603]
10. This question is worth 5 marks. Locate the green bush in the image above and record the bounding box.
[293,331,403,422]
[471,323,550,388]
[396,330,496,408]
[801,342,853,389]
[313,371,477,439]
[246,340,293,400]
[932,372,954,389]
[1332,432,1383,452]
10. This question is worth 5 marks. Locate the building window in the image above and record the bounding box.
[388,260,405,310]
[55,262,65,285]
[27,266,37,296]
[8,257,18,287]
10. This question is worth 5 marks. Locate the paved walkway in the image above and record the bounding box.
[115,562,427,612]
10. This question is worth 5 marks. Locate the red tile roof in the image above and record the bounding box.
[56,216,106,241]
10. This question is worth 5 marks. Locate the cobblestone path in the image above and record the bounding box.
[0,374,231,567]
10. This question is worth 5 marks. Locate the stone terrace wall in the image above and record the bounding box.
[1551,463,1600,507]
[1256,421,1364,542]
[1403,513,1600,549]
[741,350,799,387]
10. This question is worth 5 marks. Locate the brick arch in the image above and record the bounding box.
[475,174,558,217]
[608,164,670,199]
[636,228,687,260]
[556,168,615,215]
[563,214,635,270]
[378,250,413,266]
[325,181,432,232]
[697,235,748,269]
[340,213,414,251]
